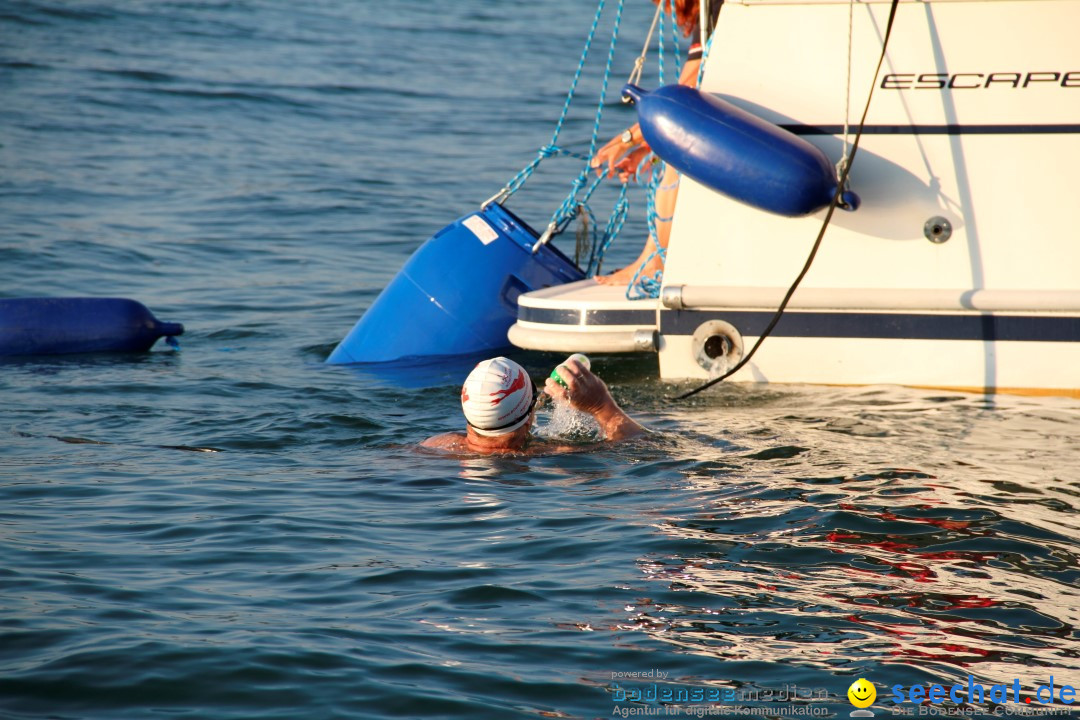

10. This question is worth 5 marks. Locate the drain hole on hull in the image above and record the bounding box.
[691,320,744,377]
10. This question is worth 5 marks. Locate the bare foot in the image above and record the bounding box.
[595,266,636,286]
[595,255,664,287]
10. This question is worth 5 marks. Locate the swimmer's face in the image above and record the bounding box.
[847,679,876,708]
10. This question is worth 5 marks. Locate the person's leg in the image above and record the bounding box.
[596,164,680,287]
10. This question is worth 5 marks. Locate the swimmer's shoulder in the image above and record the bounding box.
[419,432,467,451]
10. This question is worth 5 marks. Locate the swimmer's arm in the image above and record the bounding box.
[592,402,647,442]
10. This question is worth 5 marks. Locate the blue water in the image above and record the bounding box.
[2,2,1079,719]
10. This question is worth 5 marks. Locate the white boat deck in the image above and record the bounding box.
[517,279,654,312]
[509,279,659,353]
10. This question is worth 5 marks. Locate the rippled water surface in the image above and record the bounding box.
[2,2,1079,719]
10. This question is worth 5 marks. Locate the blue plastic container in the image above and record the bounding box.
[624,83,857,217]
[327,203,584,364]
[0,297,184,356]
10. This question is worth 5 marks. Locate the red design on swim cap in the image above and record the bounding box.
[490,368,526,405]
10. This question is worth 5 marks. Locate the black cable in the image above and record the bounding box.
[674,0,902,401]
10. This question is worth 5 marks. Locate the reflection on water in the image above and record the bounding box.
[616,385,1080,703]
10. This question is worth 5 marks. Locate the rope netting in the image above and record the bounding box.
[491,0,682,299]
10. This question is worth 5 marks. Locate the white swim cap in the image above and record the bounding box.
[461,357,535,436]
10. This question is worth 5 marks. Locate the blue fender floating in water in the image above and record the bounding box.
[623,83,858,217]
[0,297,184,356]
[327,203,584,364]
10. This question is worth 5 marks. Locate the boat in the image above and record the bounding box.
[507,0,1080,397]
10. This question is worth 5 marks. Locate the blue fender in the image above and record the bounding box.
[624,83,858,217]
[327,203,584,364]
[0,297,184,356]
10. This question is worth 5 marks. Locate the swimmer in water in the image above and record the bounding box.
[421,356,645,454]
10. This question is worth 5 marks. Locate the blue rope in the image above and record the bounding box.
[696,23,715,88]
[617,1,690,299]
[657,3,665,85]
[503,144,593,197]
[493,0,682,294]
[626,156,667,300]
[498,0,609,202]
[546,0,626,237]
[587,183,629,276]
[578,202,599,268]
[586,0,624,162]
[623,0,681,301]
[497,0,635,280]
[671,4,682,79]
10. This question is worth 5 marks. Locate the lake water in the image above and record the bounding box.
[2,2,1079,719]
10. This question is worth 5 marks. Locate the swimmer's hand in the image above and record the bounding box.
[544,358,645,441]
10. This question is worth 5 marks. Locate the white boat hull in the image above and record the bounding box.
[657,314,1080,396]
[509,0,1080,397]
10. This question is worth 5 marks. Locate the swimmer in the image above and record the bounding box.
[421,356,645,454]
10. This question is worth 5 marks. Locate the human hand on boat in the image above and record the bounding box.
[591,125,643,179]
[590,139,626,178]
[613,146,654,183]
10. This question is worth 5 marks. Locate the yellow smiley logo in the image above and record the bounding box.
[848,678,876,708]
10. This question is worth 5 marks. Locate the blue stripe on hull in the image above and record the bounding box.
[518,307,655,327]
[660,310,1080,343]
[519,305,1080,343]
[783,124,1080,136]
